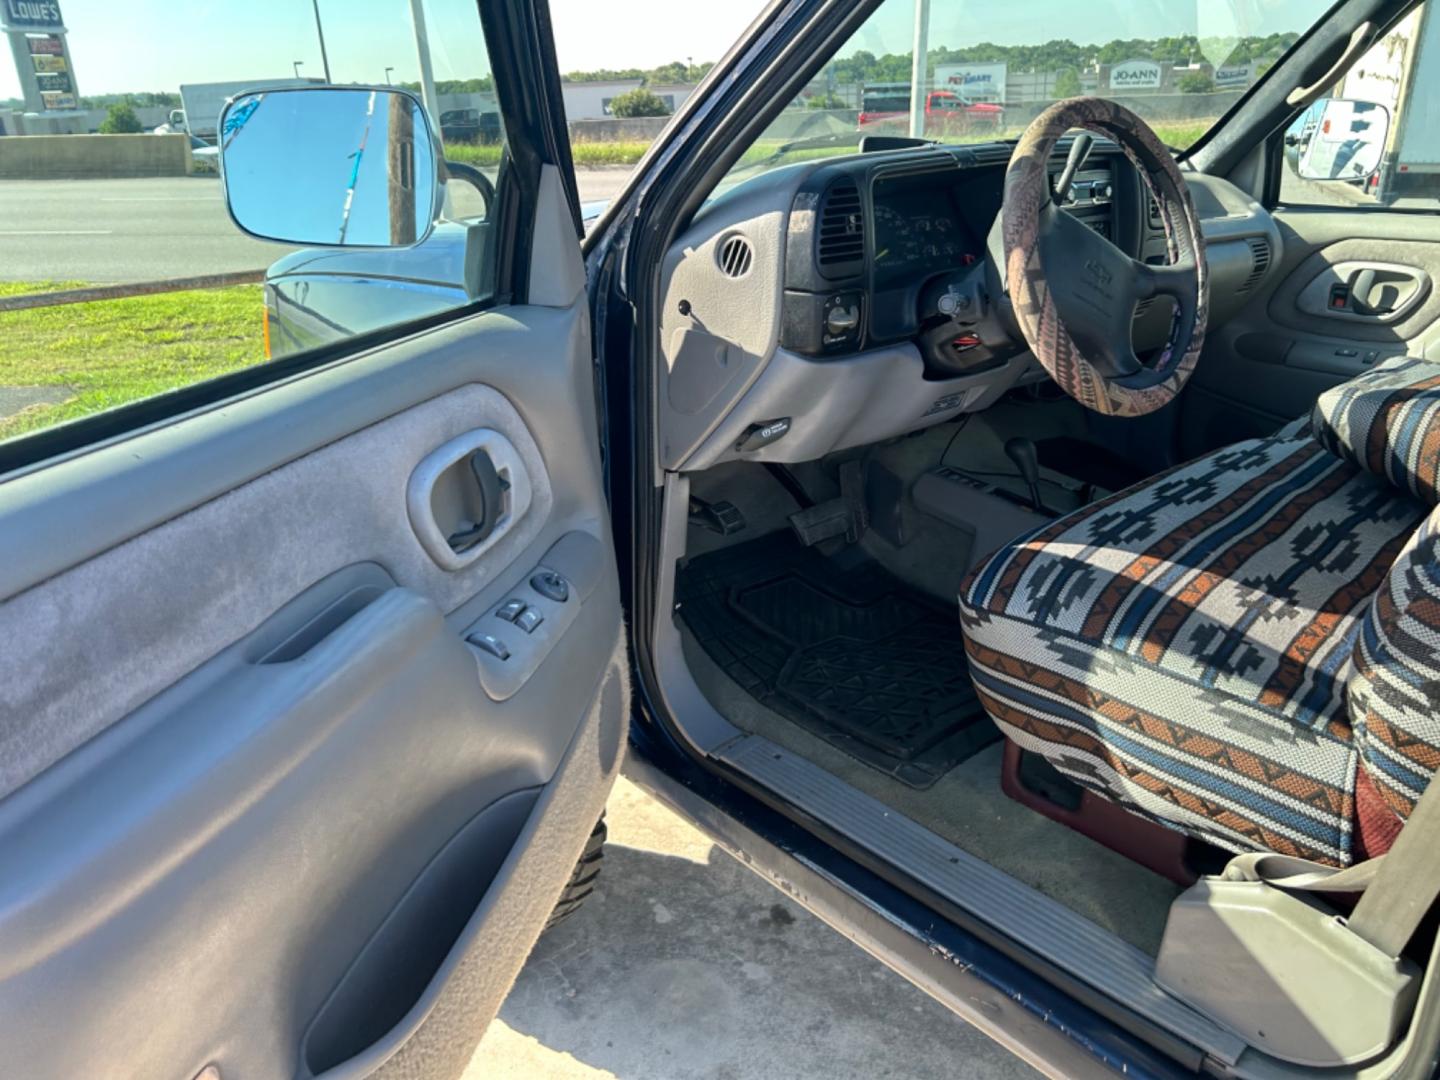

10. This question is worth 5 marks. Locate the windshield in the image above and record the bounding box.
[719,0,1336,193]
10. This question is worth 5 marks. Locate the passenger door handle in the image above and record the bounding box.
[1347,268,1401,317]
[1304,261,1430,324]
[446,449,509,553]
[406,429,533,571]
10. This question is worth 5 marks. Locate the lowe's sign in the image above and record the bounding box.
[1,0,63,31]
[934,62,1007,103]
[1109,59,1163,91]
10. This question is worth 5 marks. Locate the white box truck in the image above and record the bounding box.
[1348,5,1440,203]
[169,78,322,141]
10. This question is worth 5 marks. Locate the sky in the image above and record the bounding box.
[0,0,1334,101]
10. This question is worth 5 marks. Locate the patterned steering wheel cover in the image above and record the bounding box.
[1003,97,1208,417]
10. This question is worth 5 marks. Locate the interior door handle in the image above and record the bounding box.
[446,449,509,553]
[1348,268,1398,317]
[406,428,534,572]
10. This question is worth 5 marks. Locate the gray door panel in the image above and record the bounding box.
[0,294,626,1078]
[1182,208,1440,457]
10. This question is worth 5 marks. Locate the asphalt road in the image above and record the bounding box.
[2,167,1380,288]
[0,169,635,285]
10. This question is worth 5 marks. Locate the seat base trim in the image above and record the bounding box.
[1001,740,1199,886]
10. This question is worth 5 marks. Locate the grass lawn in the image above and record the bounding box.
[446,119,1217,171]
[0,281,267,441]
[449,140,654,168]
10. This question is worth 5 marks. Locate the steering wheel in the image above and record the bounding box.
[1002,99,1208,417]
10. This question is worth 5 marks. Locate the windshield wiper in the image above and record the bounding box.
[733,130,949,176]
[734,131,866,172]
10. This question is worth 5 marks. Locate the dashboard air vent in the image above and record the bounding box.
[817,177,865,277]
[1239,237,1272,292]
[717,234,754,278]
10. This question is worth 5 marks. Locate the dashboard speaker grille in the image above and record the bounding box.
[717,234,754,278]
[817,177,865,277]
[1239,237,1272,292]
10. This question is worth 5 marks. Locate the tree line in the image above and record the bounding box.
[556,32,1302,90]
[23,32,1298,117]
[829,33,1300,85]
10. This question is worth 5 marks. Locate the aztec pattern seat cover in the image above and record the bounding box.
[959,411,1430,866]
[1318,357,1440,825]
[1312,355,1440,506]
[1350,509,1440,822]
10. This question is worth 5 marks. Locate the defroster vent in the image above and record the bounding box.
[817,177,865,278]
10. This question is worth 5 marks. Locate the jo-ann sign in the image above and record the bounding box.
[1109,60,1163,91]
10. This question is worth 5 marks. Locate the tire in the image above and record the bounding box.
[544,816,606,931]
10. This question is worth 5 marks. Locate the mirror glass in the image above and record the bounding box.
[221,87,439,248]
[1285,98,1390,184]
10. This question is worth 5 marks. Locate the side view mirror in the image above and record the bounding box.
[220,86,441,248]
[441,159,496,219]
[1285,97,1390,184]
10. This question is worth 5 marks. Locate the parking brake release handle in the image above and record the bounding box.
[446,449,508,552]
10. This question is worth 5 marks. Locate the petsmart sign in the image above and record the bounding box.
[1109,60,1163,91]
[935,62,1007,103]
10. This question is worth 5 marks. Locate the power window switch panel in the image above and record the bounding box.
[467,631,511,661]
[515,607,544,634]
[495,598,527,622]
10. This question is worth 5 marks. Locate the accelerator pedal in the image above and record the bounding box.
[789,460,868,547]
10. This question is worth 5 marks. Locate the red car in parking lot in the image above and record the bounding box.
[858,83,1004,135]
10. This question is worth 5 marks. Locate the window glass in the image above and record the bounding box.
[717,0,1334,196]
[545,0,767,216]
[0,0,502,443]
[1279,3,1439,211]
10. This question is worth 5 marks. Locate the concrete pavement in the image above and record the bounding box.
[466,777,1038,1080]
[0,169,634,284]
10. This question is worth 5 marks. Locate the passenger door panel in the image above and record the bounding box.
[0,281,627,1079]
[1182,209,1440,457]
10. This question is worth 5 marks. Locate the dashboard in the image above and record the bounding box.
[656,137,1284,472]
[871,176,979,290]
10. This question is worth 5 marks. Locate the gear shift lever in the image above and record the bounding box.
[1004,437,1046,514]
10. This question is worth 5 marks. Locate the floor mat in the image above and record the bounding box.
[676,531,999,788]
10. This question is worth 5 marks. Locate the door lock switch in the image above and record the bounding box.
[495,598,527,622]
[515,607,544,634]
[531,570,569,603]
[466,631,511,661]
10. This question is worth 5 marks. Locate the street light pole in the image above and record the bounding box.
[409,0,441,124]
[385,66,395,85]
[311,0,333,83]
[293,60,304,79]
[908,0,930,138]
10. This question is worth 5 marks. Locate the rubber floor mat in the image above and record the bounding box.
[676,531,999,788]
